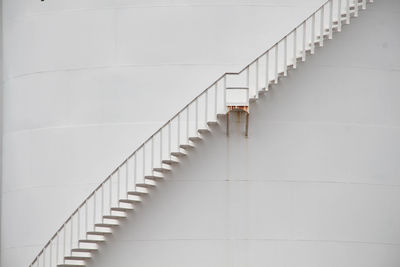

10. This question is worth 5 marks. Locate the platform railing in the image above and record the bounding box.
[29,0,372,266]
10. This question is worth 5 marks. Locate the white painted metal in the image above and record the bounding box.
[2,0,386,267]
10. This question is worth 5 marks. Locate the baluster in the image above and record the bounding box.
[320,6,325,46]
[63,225,66,258]
[362,0,366,9]
[214,84,217,119]
[160,130,163,166]
[205,91,208,124]
[151,137,154,175]
[70,218,73,254]
[93,193,96,231]
[56,232,59,265]
[246,67,250,89]
[195,98,198,131]
[255,58,259,95]
[311,14,315,54]
[101,184,104,221]
[302,21,306,61]
[117,169,120,202]
[274,44,278,83]
[43,248,46,267]
[177,114,181,151]
[77,208,80,242]
[346,0,350,24]
[134,153,137,185]
[186,106,189,142]
[354,0,359,17]
[143,144,146,179]
[265,51,270,89]
[168,123,171,159]
[109,176,112,210]
[283,36,287,75]
[84,200,88,236]
[223,75,227,109]
[329,0,333,39]
[293,29,297,68]
[338,0,342,32]
[49,240,52,267]
[125,161,129,198]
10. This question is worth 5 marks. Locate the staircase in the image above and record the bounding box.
[29,0,373,266]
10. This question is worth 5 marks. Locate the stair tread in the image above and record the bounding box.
[119,198,141,204]
[207,121,218,126]
[103,215,127,219]
[171,151,186,157]
[95,223,119,228]
[71,248,98,252]
[198,128,210,134]
[64,255,92,260]
[180,144,194,149]
[110,206,134,212]
[136,183,156,188]
[58,265,86,267]
[145,175,164,180]
[87,231,112,236]
[162,159,179,165]
[127,191,148,196]
[153,167,171,173]
[79,239,105,243]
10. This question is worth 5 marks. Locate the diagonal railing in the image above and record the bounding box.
[29,0,372,266]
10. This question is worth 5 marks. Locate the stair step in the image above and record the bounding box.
[57,264,86,267]
[198,128,210,134]
[127,191,148,197]
[87,231,112,236]
[207,121,218,126]
[71,248,98,253]
[171,151,186,157]
[153,167,171,173]
[249,97,258,103]
[162,159,179,165]
[144,175,164,181]
[136,182,156,188]
[180,144,195,150]
[103,214,127,220]
[64,255,92,261]
[110,206,134,212]
[188,136,202,142]
[95,223,119,228]
[119,198,141,204]
[79,239,105,244]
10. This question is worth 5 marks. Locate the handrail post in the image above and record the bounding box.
[311,14,315,54]
[160,130,163,166]
[302,21,306,61]
[346,0,350,24]
[283,36,288,75]
[293,29,297,68]
[265,51,270,88]
[214,84,217,119]
[354,0,359,17]
[255,58,259,96]
[274,44,278,83]
[223,75,227,111]
[177,114,181,151]
[329,0,333,39]
[338,0,342,32]
[320,6,324,47]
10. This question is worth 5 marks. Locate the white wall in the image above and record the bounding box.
[84,1,400,266]
[0,0,330,266]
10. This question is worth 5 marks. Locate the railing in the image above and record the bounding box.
[29,0,372,266]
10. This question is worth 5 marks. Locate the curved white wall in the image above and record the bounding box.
[85,1,399,266]
[1,0,328,266]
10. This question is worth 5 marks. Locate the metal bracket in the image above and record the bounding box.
[226,106,249,137]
